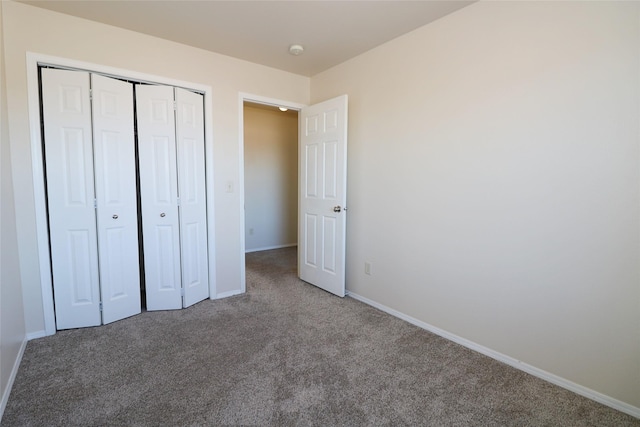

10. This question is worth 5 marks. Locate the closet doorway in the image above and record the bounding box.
[41,67,209,330]
[28,54,216,335]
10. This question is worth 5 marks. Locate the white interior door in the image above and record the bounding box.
[298,95,348,297]
[91,74,141,324]
[42,68,101,329]
[136,84,183,310]
[175,88,209,307]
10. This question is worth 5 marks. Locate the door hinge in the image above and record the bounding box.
[99,301,103,311]
[173,101,177,111]
[94,199,98,209]
[180,288,185,297]
[177,197,181,206]
[89,89,93,101]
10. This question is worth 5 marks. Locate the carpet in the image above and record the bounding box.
[2,247,638,426]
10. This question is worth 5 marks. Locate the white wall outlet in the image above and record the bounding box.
[364,261,372,275]
[226,180,234,193]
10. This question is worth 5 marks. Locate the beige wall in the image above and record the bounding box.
[2,1,309,334]
[0,1,27,416]
[311,1,640,409]
[243,105,298,252]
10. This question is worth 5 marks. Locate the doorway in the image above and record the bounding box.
[238,94,349,297]
[243,101,298,253]
[239,95,304,288]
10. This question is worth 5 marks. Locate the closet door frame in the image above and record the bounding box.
[26,53,217,336]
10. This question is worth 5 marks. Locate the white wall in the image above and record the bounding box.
[2,1,310,335]
[244,104,298,252]
[311,1,640,411]
[0,1,27,418]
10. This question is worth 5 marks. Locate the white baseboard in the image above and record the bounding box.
[346,291,640,419]
[26,330,46,341]
[0,338,27,422]
[213,289,245,299]
[245,243,297,253]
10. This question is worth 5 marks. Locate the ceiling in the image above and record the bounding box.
[20,0,474,77]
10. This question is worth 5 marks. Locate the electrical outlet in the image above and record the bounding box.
[226,181,234,193]
[364,262,372,275]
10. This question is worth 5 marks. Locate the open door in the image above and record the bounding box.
[298,95,348,297]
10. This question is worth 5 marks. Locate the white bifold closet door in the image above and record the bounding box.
[136,85,209,311]
[42,68,141,330]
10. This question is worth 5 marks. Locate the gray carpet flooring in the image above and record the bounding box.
[2,247,638,426]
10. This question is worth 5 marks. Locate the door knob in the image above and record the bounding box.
[333,206,342,213]
[112,214,118,219]
[160,213,166,217]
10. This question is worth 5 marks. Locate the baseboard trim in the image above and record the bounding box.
[346,291,640,419]
[213,289,244,299]
[26,330,46,341]
[245,243,297,253]
[0,338,27,422]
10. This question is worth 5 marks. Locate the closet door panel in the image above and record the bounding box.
[42,68,101,330]
[91,74,141,324]
[175,88,209,307]
[136,85,182,310]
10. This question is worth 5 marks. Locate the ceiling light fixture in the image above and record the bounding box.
[279,107,288,112]
[288,44,304,56]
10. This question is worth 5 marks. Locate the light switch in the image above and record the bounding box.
[365,262,372,275]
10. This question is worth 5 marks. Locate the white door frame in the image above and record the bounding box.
[26,53,217,336]
[238,93,306,292]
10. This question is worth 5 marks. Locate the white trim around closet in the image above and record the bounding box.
[26,52,217,336]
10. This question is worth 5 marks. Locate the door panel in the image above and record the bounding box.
[91,74,141,324]
[323,141,338,198]
[305,144,319,197]
[137,84,183,310]
[175,88,209,307]
[104,228,126,296]
[322,216,337,273]
[42,68,102,329]
[299,95,348,297]
[67,230,96,303]
[156,225,180,289]
[304,213,318,267]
